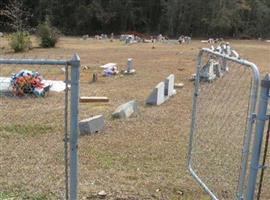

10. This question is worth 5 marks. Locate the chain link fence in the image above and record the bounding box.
[0,54,80,199]
[188,48,260,199]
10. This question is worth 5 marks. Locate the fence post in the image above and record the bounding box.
[69,54,80,200]
[246,74,270,200]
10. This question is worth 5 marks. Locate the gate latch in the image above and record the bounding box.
[261,79,270,89]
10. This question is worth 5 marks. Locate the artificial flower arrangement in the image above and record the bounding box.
[11,70,50,97]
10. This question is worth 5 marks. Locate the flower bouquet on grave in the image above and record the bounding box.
[11,69,50,97]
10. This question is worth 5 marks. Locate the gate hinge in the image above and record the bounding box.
[250,113,257,123]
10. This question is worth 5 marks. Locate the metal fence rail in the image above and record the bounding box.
[257,111,270,200]
[0,54,80,200]
[188,48,260,199]
[246,74,270,200]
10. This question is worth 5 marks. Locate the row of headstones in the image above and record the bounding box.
[178,35,192,44]
[101,58,136,76]
[211,43,239,58]
[79,74,176,135]
[82,33,114,40]
[146,74,176,105]
[199,43,240,82]
[199,59,227,81]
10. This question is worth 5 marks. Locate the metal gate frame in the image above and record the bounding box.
[187,48,260,200]
[0,54,80,200]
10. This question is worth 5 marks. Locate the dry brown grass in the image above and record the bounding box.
[0,36,269,199]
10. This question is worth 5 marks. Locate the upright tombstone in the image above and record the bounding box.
[110,33,114,42]
[146,82,165,105]
[164,74,176,97]
[127,58,133,72]
[199,59,217,81]
[82,35,89,40]
[124,58,136,74]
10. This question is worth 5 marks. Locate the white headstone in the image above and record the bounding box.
[124,58,135,74]
[127,58,133,72]
[200,59,217,81]
[146,82,165,105]
[164,74,175,97]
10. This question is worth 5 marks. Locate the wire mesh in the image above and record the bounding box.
[0,56,70,199]
[189,50,257,199]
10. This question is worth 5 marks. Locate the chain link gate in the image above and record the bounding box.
[0,54,80,199]
[246,74,270,200]
[188,48,260,200]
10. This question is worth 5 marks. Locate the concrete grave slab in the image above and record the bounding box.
[79,115,104,135]
[112,100,138,119]
[174,83,184,89]
[80,96,109,103]
[0,77,66,92]
[100,63,117,69]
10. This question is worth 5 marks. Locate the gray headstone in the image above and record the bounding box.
[79,115,104,135]
[0,32,3,37]
[112,100,138,119]
[146,82,165,105]
[124,58,135,74]
[127,58,133,72]
[125,37,131,44]
[164,74,175,96]
[214,63,223,78]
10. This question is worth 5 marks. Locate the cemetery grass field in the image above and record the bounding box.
[0,37,269,199]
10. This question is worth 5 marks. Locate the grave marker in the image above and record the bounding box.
[124,58,136,74]
[79,115,104,135]
[146,82,165,105]
[112,100,138,119]
[164,74,176,97]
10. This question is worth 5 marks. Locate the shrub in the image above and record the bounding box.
[37,22,59,48]
[9,31,32,52]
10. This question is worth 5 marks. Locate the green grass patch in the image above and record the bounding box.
[95,152,115,169]
[0,124,54,137]
[0,191,48,200]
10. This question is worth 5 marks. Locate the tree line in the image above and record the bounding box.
[1,0,270,38]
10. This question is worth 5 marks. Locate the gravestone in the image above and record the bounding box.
[92,73,98,82]
[164,74,176,97]
[112,100,138,119]
[82,35,89,40]
[124,58,136,74]
[214,63,223,78]
[199,59,217,81]
[146,82,165,105]
[79,115,104,135]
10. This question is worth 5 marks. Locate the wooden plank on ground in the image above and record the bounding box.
[80,96,109,103]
